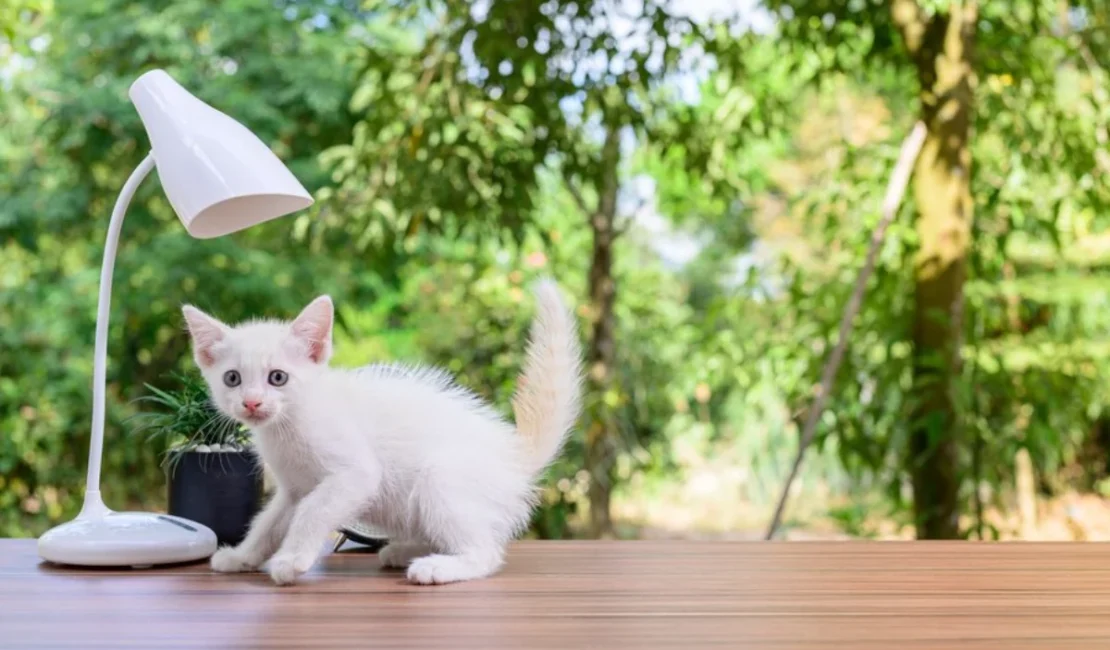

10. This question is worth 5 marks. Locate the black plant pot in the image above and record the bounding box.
[167,449,262,547]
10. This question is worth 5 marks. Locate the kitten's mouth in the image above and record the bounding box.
[240,412,272,425]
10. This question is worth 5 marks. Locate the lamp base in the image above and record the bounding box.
[38,510,218,568]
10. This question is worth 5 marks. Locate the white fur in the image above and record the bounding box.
[184,279,582,586]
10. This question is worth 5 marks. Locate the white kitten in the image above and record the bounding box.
[182,280,582,586]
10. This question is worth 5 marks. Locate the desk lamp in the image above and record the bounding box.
[38,69,313,567]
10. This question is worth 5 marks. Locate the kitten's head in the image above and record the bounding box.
[182,296,333,427]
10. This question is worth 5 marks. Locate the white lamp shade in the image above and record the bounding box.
[129,70,313,238]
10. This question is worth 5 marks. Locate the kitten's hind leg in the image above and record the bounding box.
[406,544,504,585]
[378,540,435,569]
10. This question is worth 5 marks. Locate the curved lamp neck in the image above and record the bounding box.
[80,152,156,519]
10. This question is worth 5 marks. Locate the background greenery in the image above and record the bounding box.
[4,0,1110,541]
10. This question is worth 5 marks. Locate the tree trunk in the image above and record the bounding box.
[585,125,620,538]
[906,2,977,540]
[1015,448,1037,539]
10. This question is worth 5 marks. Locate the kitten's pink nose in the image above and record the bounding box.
[242,399,263,413]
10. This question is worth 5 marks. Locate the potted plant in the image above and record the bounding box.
[130,372,262,547]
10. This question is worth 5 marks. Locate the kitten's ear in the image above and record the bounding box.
[182,305,229,368]
[290,295,333,364]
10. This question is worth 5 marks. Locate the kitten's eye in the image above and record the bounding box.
[223,370,241,387]
[268,370,288,386]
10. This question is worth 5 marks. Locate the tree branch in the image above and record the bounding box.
[891,0,929,58]
[614,193,649,237]
[764,121,928,540]
[566,178,593,217]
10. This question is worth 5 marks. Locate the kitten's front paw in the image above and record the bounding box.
[268,550,317,586]
[407,555,480,585]
[210,546,258,573]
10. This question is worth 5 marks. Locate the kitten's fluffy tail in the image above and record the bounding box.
[512,279,583,476]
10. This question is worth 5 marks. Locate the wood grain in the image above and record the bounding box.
[3,539,1110,649]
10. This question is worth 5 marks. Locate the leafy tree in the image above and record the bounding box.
[8,0,1110,543]
[0,0,363,535]
[752,0,1110,537]
[330,0,750,535]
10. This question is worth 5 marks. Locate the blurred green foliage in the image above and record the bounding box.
[3,0,1110,540]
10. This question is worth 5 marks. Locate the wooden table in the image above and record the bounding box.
[2,539,1110,649]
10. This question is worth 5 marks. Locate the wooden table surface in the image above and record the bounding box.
[3,539,1110,649]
